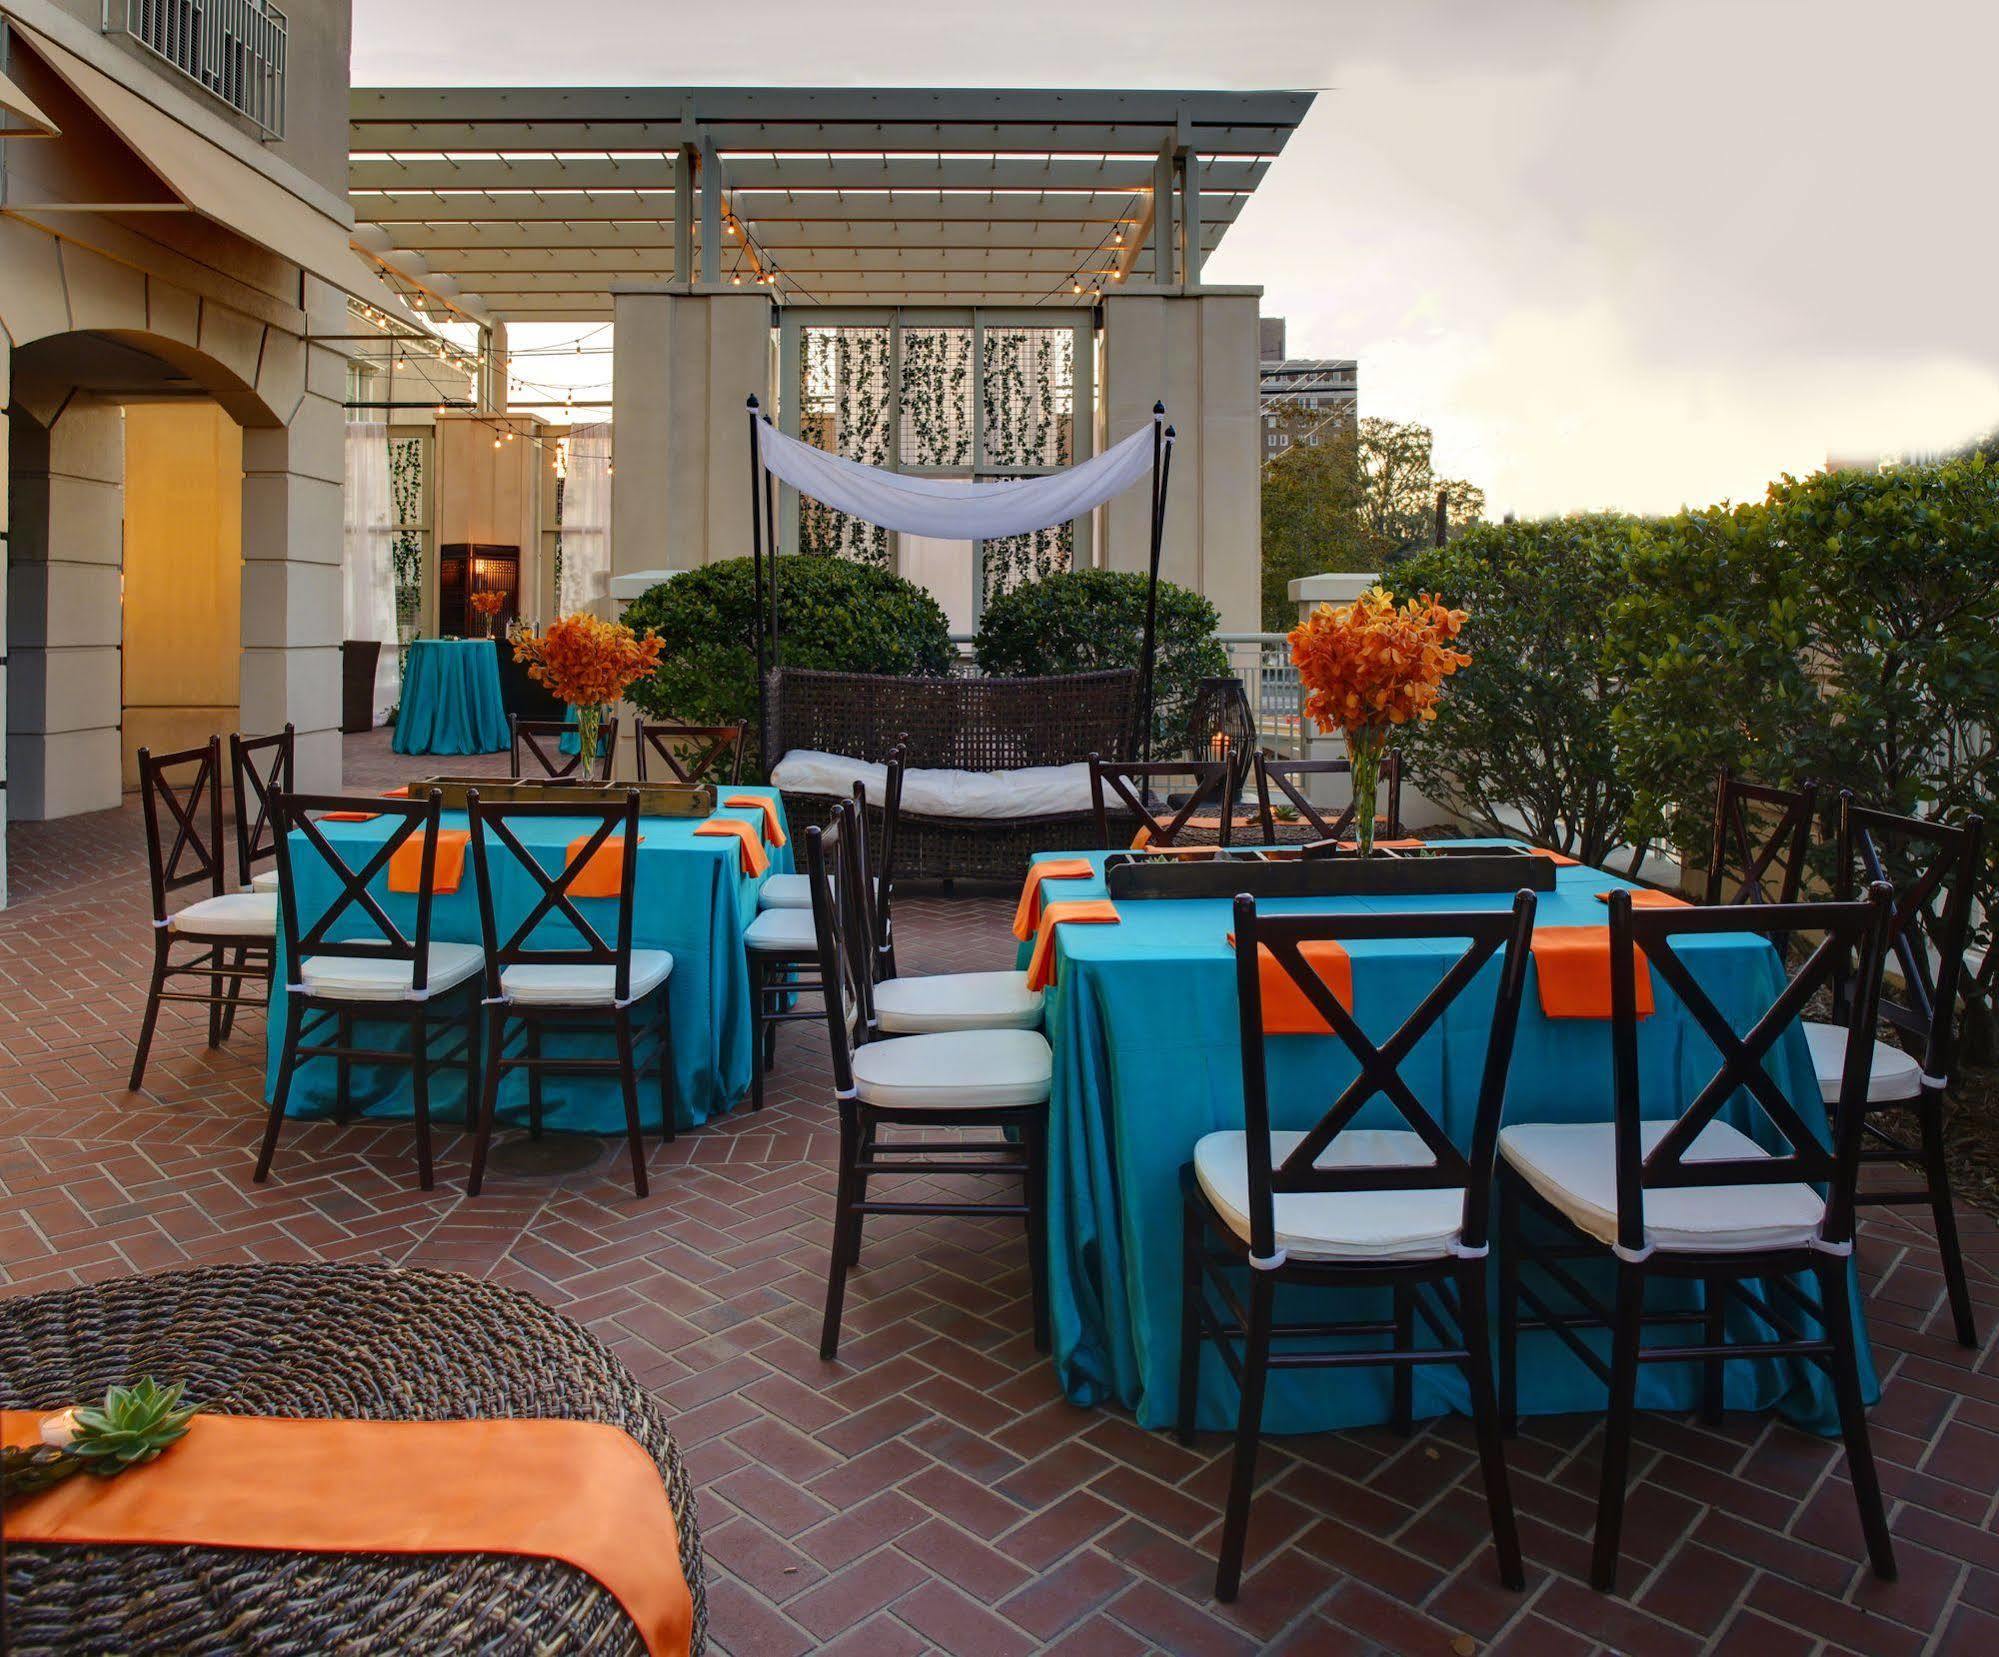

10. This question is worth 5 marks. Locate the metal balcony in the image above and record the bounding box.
[115,0,286,139]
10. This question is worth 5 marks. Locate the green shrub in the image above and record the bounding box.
[973,568,1228,753]
[1386,515,1640,864]
[623,556,954,770]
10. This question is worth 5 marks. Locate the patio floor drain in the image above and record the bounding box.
[487,1133,608,1178]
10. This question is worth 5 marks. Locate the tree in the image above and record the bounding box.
[1357,417,1486,562]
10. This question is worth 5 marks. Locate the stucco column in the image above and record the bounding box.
[5,396,125,822]
[1,334,9,906]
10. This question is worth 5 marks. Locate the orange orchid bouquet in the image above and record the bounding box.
[512,613,665,781]
[467,590,505,637]
[1289,587,1471,854]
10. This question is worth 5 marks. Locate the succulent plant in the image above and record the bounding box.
[66,1379,201,1476]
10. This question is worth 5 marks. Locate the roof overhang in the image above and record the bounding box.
[0,62,56,135]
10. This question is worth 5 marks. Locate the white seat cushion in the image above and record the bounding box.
[850,1029,1052,1111]
[758,873,879,912]
[501,950,673,1007]
[1193,1129,1464,1262]
[873,971,1044,1034]
[170,891,277,938]
[1802,1020,1923,1105]
[248,868,280,894]
[744,907,819,953]
[1499,1119,1826,1255]
[299,941,484,1002]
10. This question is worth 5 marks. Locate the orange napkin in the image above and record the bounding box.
[379,786,411,798]
[1228,934,1353,1033]
[1025,899,1121,991]
[722,794,787,848]
[319,810,379,823]
[1013,859,1095,940]
[1529,847,1580,867]
[1131,824,1155,849]
[565,834,643,899]
[2,1411,692,1657]
[1533,926,1653,1019]
[1595,889,1690,909]
[388,829,469,895]
[695,817,771,877]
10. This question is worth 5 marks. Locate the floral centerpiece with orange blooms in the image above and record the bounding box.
[1289,587,1470,856]
[512,613,665,781]
[467,590,506,638]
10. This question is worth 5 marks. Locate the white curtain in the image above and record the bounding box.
[756,416,1161,540]
[559,423,613,615]
[342,417,398,717]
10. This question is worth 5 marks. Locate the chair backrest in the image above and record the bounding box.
[634,718,747,786]
[1606,883,1894,1256]
[137,738,228,922]
[466,790,642,1001]
[1705,768,1818,908]
[270,790,447,991]
[1232,890,1539,1264]
[510,715,621,781]
[1254,750,1405,845]
[804,800,874,1091]
[850,746,906,976]
[230,724,295,888]
[1090,757,1233,847]
[1833,794,1984,1083]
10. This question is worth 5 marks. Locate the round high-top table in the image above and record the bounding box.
[0,1263,708,1655]
[393,637,510,756]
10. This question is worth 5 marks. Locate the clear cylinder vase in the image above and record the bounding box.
[1348,734,1383,859]
[575,704,603,783]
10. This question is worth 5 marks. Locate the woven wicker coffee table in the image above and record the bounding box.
[1,1263,706,1654]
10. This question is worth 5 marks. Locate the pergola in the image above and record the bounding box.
[346,88,1314,321]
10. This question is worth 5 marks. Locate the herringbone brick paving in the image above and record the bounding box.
[3,732,1997,1654]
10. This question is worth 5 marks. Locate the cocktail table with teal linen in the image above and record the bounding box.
[392,638,510,756]
[265,789,791,1132]
[1017,841,1875,1438]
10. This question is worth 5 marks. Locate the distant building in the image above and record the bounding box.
[1260,318,1357,457]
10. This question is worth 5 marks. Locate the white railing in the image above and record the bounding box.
[116,0,286,139]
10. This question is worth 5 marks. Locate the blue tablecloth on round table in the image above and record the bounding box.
[392,638,510,756]
[264,789,791,1131]
[1017,842,1875,1438]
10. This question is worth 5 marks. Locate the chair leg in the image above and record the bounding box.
[1819,1258,1898,1580]
[254,996,305,1182]
[748,959,767,1112]
[467,1006,508,1197]
[129,938,171,1093]
[1917,1090,1977,1347]
[1456,1261,1526,1590]
[207,946,226,1048]
[1392,1286,1415,1436]
[411,1009,435,1192]
[335,1010,354,1123]
[219,946,245,1040]
[463,1000,483,1132]
[820,1104,860,1360]
[613,1007,648,1199]
[1215,1270,1275,1603]
[1701,1278,1727,1425]
[1591,1260,1646,1592]
[1497,1171,1521,1436]
[845,1118,875,1268]
[656,988,677,1142]
[1176,1194,1204,1448]
[1024,1113,1051,1355]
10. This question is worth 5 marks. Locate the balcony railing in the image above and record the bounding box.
[115,0,286,139]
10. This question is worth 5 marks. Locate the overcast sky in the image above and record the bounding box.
[354,0,1997,517]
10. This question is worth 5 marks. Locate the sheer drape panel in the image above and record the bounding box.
[343,418,398,715]
[559,423,613,615]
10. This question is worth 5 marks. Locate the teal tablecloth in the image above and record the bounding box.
[1019,842,1874,1438]
[265,789,791,1131]
[392,638,509,756]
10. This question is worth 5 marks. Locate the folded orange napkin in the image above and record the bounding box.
[388,829,470,895]
[1529,847,1580,867]
[722,794,787,848]
[319,810,379,823]
[1595,888,1690,909]
[379,786,411,798]
[695,817,770,877]
[1013,859,1095,940]
[1025,899,1120,991]
[1,1411,692,1657]
[1533,926,1653,1019]
[1228,934,1353,1033]
[565,834,644,899]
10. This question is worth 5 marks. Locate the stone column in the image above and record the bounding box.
[5,396,125,822]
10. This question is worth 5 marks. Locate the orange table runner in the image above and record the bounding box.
[721,796,787,849]
[1228,935,1354,1033]
[695,818,771,877]
[387,830,469,895]
[1532,926,1654,1019]
[1025,899,1120,991]
[1012,860,1095,940]
[1,1411,692,1657]
[565,835,644,899]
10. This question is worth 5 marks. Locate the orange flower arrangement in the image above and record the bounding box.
[1289,587,1471,853]
[467,590,505,637]
[512,613,665,780]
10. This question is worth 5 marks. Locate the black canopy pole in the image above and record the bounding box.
[763,436,780,671]
[747,396,770,763]
[1135,403,1174,761]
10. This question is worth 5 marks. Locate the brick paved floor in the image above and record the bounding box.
[4,731,1998,1654]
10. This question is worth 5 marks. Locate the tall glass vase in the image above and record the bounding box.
[575,703,604,783]
[1348,731,1384,859]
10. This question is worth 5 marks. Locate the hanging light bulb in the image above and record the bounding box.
[1113,228,1124,245]
[493,435,502,449]
[434,403,446,416]
[732,272,742,285]
[1072,280,1083,294]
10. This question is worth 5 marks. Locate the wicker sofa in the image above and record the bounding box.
[765,666,1136,881]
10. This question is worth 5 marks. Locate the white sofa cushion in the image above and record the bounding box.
[1499,1118,1826,1255]
[770,749,1094,820]
[1193,1129,1463,1262]
[873,970,1044,1034]
[850,1028,1052,1110]
[170,891,278,938]
[1802,1020,1923,1105]
[501,950,673,1007]
[299,941,484,1002]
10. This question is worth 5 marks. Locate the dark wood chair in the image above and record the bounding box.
[129,738,276,1092]
[761,748,906,980]
[1252,750,1405,845]
[465,789,674,1199]
[1705,768,1819,907]
[229,724,294,894]
[1810,795,1985,1346]
[259,789,484,1190]
[1089,756,1234,848]
[1497,884,1898,1592]
[634,718,748,787]
[805,801,1053,1361]
[509,715,621,781]
[1180,892,1537,1602]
